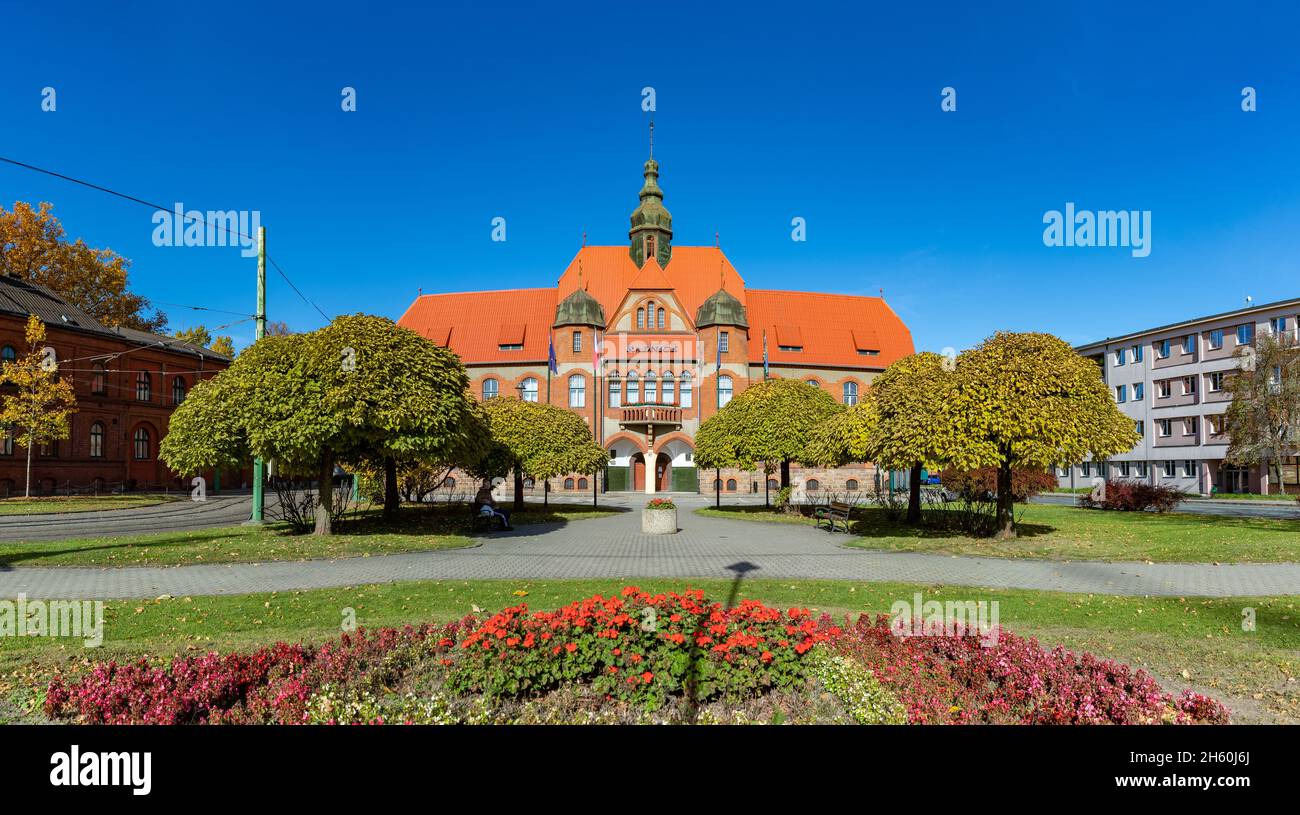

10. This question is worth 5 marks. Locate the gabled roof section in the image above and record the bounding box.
[557,245,745,324]
[628,257,672,290]
[398,288,556,363]
[746,290,913,369]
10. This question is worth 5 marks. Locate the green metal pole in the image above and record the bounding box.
[248,226,267,524]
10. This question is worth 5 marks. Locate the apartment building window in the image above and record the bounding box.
[520,377,538,402]
[1131,344,1143,363]
[1133,382,1145,400]
[1208,329,1224,349]
[1157,339,1171,359]
[1136,462,1148,478]
[680,372,693,408]
[1182,334,1195,354]
[718,331,730,353]
[1208,415,1224,435]
[1236,323,1254,345]
[1182,375,1197,395]
[1118,462,1130,477]
[1058,466,1069,477]
[607,378,621,408]
[1183,459,1197,477]
[482,378,499,400]
[1157,419,1172,437]
[1113,349,1125,367]
[1183,417,1198,436]
[1161,461,1176,478]
[1270,316,1287,334]
[1207,371,1224,392]
[1115,384,1126,403]
[1081,461,1092,478]
[1157,380,1171,398]
[568,374,585,408]
[1135,420,1145,437]
[572,331,581,353]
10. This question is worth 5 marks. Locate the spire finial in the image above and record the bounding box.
[582,230,587,248]
[649,119,654,159]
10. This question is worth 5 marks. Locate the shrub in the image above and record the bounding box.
[1079,480,1184,512]
[807,648,906,724]
[937,467,1057,503]
[834,615,1229,724]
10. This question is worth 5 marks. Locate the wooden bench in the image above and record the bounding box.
[469,504,506,532]
[814,501,853,533]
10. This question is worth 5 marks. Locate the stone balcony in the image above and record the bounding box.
[620,404,682,428]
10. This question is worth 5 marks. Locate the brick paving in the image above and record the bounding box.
[2,494,1299,599]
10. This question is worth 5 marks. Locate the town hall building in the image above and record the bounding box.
[398,149,914,496]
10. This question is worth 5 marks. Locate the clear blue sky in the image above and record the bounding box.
[2,1,1297,353]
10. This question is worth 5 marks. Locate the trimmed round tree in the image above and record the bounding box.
[948,331,1139,539]
[161,314,479,534]
[476,397,607,510]
[694,378,842,491]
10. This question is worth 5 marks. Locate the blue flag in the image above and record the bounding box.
[763,330,769,380]
[547,335,558,374]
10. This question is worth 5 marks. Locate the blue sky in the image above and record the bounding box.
[2,1,1298,353]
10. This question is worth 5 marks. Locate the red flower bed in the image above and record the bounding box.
[836,615,1229,724]
[445,587,839,707]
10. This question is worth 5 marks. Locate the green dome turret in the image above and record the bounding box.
[695,288,748,329]
[629,153,673,267]
[553,287,606,328]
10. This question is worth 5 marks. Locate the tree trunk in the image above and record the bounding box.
[906,461,923,524]
[24,442,33,498]
[314,449,335,535]
[382,456,399,520]
[780,459,791,489]
[513,467,524,512]
[994,460,1015,539]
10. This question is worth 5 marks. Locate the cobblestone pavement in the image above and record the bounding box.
[1,493,1298,599]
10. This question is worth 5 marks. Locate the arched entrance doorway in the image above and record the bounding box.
[654,452,671,492]
[630,452,646,491]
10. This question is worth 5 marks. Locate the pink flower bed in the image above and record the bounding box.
[836,614,1229,724]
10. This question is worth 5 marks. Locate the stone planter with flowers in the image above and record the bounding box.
[641,498,678,534]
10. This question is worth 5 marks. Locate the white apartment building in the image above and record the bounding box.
[1058,297,1300,496]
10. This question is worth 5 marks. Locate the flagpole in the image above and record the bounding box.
[546,332,553,404]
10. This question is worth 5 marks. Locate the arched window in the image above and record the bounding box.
[0,346,15,364]
[681,372,693,408]
[135,371,152,402]
[662,372,675,404]
[0,427,11,456]
[845,479,859,491]
[568,373,586,408]
[482,378,499,400]
[637,307,645,329]
[806,379,819,389]
[647,302,656,328]
[89,422,105,458]
[91,362,107,395]
[767,478,779,490]
[627,371,640,404]
[713,478,722,489]
[577,477,588,490]
[657,308,665,329]
[523,478,535,489]
[520,377,538,402]
[726,478,737,491]
[608,377,622,408]
[842,381,859,406]
[806,479,821,491]
[172,376,187,405]
[644,372,658,404]
[133,427,151,460]
[564,477,575,490]
[718,375,734,407]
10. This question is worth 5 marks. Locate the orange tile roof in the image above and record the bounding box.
[397,288,556,363]
[397,249,913,371]
[747,289,913,369]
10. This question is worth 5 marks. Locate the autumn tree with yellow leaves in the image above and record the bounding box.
[0,316,79,497]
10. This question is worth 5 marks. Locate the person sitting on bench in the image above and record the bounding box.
[474,482,512,531]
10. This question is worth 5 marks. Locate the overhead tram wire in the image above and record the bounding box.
[0,155,334,325]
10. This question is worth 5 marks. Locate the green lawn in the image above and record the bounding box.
[2,577,1296,723]
[1202,492,1300,502]
[0,502,620,568]
[697,503,1300,563]
[0,494,179,515]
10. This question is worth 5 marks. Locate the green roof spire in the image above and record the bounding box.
[629,126,672,267]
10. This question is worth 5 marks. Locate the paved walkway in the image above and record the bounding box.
[2,495,1299,599]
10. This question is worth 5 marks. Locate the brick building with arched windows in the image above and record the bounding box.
[0,275,237,496]
[398,150,914,497]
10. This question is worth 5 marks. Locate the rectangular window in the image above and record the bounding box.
[1208,329,1224,350]
[498,343,523,351]
[1270,316,1287,334]
[1157,380,1171,398]
[1182,334,1195,355]
[1136,462,1148,478]
[1115,384,1126,402]
[1135,420,1145,437]
[718,331,730,354]
[1207,371,1224,392]
[1114,349,1125,367]
[608,379,621,408]
[1208,415,1224,435]
[1081,462,1091,478]
[644,377,657,404]
[1183,459,1197,477]
[1183,417,1198,436]
[572,331,581,353]
[1157,339,1171,359]
[1118,462,1130,477]
[1157,419,1172,437]
[568,376,585,408]
[1133,382,1145,400]
[1131,344,1143,363]
[1162,461,1176,478]
[1182,376,1196,395]
[1236,323,1254,345]
[681,377,693,408]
